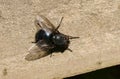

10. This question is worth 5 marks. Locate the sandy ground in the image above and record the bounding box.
[0,0,120,79]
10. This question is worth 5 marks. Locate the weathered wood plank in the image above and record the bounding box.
[0,0,120,79]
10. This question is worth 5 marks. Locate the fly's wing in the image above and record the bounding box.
[34,15,55,31]
[25,40,52,61]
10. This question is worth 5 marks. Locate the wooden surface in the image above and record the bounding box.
[0,0,120,79]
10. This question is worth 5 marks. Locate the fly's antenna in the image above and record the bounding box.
[55,16,64,31]
[68,36,79,39]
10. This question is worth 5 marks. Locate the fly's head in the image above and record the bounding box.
[52,33,69,46]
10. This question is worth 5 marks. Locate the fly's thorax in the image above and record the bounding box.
[35,29,52,43]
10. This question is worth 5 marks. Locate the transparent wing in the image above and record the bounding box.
[34,15,55,31]
[25,40,51,61]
